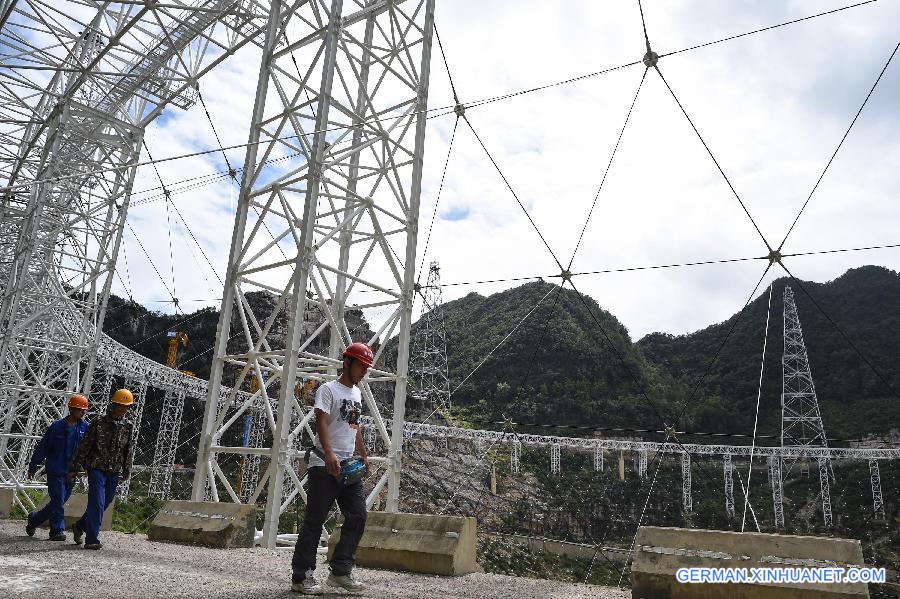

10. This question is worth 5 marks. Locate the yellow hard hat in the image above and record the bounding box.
[111,388,134,406]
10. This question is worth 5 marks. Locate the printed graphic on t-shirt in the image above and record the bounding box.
[340,399,361,429]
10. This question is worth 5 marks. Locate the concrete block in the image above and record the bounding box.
[0,488,14,518]
[147,500,256,549]
[36,492,114,531]
[328,511,480,576]
[631,526,868,599]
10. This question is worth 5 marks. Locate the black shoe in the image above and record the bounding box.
[25,520,36,537]
[72,521,83,545]
[49,532,66,541]
[84,542,102,550]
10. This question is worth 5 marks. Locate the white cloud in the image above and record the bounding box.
[119,0,900,341]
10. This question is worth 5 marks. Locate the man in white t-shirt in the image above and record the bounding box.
[291,342,373,595]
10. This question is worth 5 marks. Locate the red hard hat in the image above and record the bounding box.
[343,342,374,367]
[68,394,88,410]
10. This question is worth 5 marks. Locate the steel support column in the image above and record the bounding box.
[190,0,436,546]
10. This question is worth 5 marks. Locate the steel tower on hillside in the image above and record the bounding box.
[410,262,451,420]
[775,285,832,527]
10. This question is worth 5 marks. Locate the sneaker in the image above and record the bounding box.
[291,570,323,595]
[25,520,36,537]
[84,542,102,550]
[72,521,83,545]
[48,532,66,541]
[326,572,365,594]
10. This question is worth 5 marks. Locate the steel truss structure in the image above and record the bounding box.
[510,439,521,475]
[190,0,437,548]
[769,455,785,528]
[681,451,692,514]
[389,416,898,527]
[550,442,560,475]
[780,286,832,526]
[149,389,186,499]
[868,460,885,521]
[0,0,268,499]
[723,453,735,519]
[391,417,900,460]
[409,261,449,417]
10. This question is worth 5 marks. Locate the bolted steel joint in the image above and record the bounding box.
[454,103,466,117]
[642,50,659,68]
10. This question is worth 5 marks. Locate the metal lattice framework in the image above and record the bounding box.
[681,451,692,514]
[869,460,885,521]
[818,457,833,527]
[389,415,899,527]
[0,0,267,497]
[550,442,560,475]
[780,285,832,525]
[409,261,449,416]
[769,455,785,528]
[117,376,148,499]
[190,0,437,548]
[510,439,521,475]
[148,389,186,499]
[724,453,735,519]
[781,286,829,450]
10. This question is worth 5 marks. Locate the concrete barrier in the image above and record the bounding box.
[35,492,114,531]
[328,511,480,576]
[147,500,256,549]
[631,526,868,599]
[0,488,14,518]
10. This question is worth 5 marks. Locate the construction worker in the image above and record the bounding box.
[68,388,135,550]
[25,394,90,541]
[292,342,373,595]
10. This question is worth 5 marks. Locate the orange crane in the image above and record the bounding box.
[166,331,192,375]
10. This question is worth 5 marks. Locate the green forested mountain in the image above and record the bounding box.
[422,266,900,441]
[638,265,900,441]
[101,265,900,441]
[424,281,674,430]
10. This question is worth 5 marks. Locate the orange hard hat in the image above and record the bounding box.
[111,388,134,405]
[342,342,373,367]
[68,394,88,410]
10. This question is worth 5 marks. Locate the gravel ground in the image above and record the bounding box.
[0,519,628,598]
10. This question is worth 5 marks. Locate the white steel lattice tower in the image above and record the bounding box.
[550,443,561,475]
[117,377,147,500]
[0,1,266,499]
[149,389,186,500]
[191,0,436,548]
[594,446,604,471]
[510,439,521,475]
[780,286,832,526]
[681,452,692,514]
[410,261,450,417]
[768,455,785,527]
[723,453,735,519]
[869,460,885,521]
[781,287,828,451]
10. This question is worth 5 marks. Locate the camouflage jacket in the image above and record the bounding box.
[70,414,134,478]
